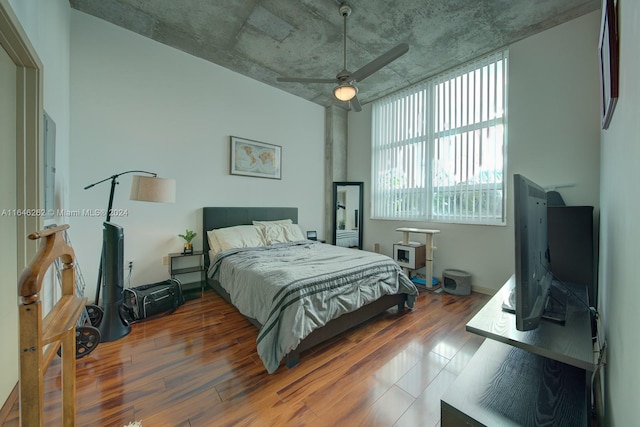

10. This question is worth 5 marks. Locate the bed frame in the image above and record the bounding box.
[202,207,410,369]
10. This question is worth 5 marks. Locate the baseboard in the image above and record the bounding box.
[471,285,497,296]
[0,382,18,425]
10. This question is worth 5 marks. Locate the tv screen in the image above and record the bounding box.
[513,174,553,331]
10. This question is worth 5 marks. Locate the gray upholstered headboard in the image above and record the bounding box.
[202,207,298,267]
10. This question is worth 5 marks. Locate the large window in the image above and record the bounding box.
[371,50,508,225]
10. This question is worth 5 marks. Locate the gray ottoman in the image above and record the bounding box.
[442,269,472,295]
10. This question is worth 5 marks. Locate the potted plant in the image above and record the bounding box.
[178,229,197,254]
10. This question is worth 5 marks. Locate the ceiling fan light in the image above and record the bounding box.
[334,83,357,101]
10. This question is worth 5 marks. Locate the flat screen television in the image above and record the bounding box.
[504,174,566,331]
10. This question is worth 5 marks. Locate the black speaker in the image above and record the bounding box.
[547,206,595,305]
[98,222,131,342]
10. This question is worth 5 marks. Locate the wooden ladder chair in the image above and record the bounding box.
[17,225,87,426]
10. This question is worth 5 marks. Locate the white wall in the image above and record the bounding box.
[348,11,601,293]
[0,0,70,411]
[599,0,639,424]
[2,0,70,409]
[0,19,18,410]
[9,0,71,213]
[69,11,325,296]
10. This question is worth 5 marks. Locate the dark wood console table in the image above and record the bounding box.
[441,275,594,426]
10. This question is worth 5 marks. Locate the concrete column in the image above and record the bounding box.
[324,105,348,243]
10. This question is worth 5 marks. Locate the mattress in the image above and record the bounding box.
[335,229,359,247]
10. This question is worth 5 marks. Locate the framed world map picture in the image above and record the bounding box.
[230,136,282,179]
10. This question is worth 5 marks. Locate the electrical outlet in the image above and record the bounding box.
[127,260,134,270]
[162,256,169,266]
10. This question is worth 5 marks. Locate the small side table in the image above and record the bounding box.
[396,227,440,290]
[169,251,206,297]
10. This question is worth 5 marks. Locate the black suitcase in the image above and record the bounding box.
[123,279,184,322]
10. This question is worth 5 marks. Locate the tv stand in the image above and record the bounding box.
[441,275,594,426]
[543,281,568,324]
[500,280,568,325]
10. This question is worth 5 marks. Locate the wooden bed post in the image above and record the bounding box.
[17,225,87,426]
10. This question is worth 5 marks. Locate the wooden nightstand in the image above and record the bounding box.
[168,251,206,296]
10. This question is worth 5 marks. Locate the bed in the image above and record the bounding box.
[336,229,360,247]
[203,207,418,373]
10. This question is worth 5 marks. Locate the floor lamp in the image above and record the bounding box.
[84,170,175,341]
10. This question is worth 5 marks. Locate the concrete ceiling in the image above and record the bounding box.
[69,0,600,111]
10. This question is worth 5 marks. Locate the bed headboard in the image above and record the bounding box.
[202,207,298,267]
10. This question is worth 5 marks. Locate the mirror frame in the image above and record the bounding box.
[332,181,364,250]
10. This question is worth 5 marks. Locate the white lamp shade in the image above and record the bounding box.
[130,175,176,203]
[334,83,357,101]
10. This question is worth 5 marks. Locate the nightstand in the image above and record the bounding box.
[168,251,206,296]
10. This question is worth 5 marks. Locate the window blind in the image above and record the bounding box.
[371,49,508,225]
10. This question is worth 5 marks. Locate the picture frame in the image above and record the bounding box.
[599,0,619,130]
[230,136,282,179]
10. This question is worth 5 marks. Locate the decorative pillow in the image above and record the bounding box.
[262,223,305,245]
[209,225,266,251]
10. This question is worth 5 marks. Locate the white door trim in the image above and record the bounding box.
[0,0,43,274]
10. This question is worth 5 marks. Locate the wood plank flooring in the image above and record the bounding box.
[2,289,489,427]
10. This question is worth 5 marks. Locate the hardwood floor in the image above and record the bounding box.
[3,289,489,427]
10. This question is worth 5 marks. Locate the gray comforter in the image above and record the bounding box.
[207,241,417,373]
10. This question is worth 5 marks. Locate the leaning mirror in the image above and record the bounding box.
[332,182,364,249]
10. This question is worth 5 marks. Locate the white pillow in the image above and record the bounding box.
[207,229,222,254]
[262,223,305,245]
[252,219,293,227]
[209,225,266,251]
[284,224,305,242]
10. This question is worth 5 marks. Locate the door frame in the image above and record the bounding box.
[0,0,43,275]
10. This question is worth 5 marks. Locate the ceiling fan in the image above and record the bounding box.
[277,2,409,112]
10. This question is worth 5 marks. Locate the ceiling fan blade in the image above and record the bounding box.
[350,94,362,112]
[351,43,409,82]
[277,77,337,84]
